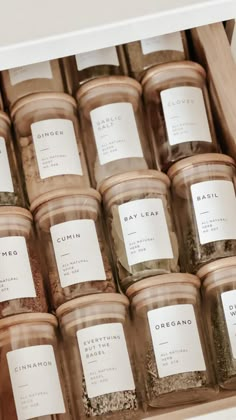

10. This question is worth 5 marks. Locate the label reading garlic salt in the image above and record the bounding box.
[148,304,206,378]
[191,180,236,245]
[0,137,14,192]
[161,86,212,146]
[90,102,143,165]
[31,119,83,179]
[221,290,236,358]
[141,32,184,55]
[118,198,173,266]
[50,220,106,287]
[9,61,53,86]
[7,345,65,420]
[0,236,36,302]
[75,46,119,70]
[77,323,135,398]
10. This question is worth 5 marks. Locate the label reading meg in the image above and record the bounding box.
[118,198,173,266]
[50,219,106,287]
[77,323,135,398]
[148,304,206,378]
[90,102,143,165]
[191,180,236,245]
[0,137,14,192]
[9,61,53,86]
[221,290,236,358]
[75,46,119,70]
[31,119,83,179]
[161,86,212,146]
[7,345,65,420]
[141,32,184,55]
[0,236,36,303]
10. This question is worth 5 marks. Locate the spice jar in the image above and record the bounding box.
[199,257,236,389]
[168,154,236,273]
[11,92,90,204]
[101,170,179,292]
[77,76,152,188]
[32,188,116,310]
[142,61,218,171]
[124,31,188,81]
[0,207,47,318]
[61,45,128,95]
[1,60,64,108]
[0,90,4,110]
[0,313,69,419]
[127,274,216,407]
[0,111,25,206]
[57,293,138,419]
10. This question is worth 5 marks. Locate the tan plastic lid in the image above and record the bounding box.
[0,206,32,221]
[167,153,235,180]
[0,313,57,330]
[30,188,101,213]
[142,60,206,88]
[198,257,236,282]
[0,111,11,126]
[11,92,77,118]
[99,170,170,195]
[76,75,142,101]
[126,273,200,297]
[56,293,129,318]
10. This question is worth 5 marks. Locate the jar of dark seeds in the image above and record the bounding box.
[31,188,116,310]
[168,154,236,273]
[142,61,218,171]
[127,274,216,408]
[199,257,236,389]
[100,170,179,292]
[0,111,24,206]
[124,31,188,81]
[57,294,138,419]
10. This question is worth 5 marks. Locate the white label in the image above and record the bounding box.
[7,345,65,420]
[141,32,184,55]
[148,304,206,378]
[50,220,106,287]
[31,119,82,179]
[221,290,236,358]
[191,180,236,245]
[9,61,52,86]
[0,137,14,193]
[118,198,173,266]
[188,407,236,420]
[0,236,36,302]
[231,27,236,62]
[161,86,212,146]
[90,102,143,165]
[75,46,119,70]
[77,323,135,398]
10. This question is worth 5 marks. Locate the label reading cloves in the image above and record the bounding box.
[0,137,14,193]
[221,290,236,358]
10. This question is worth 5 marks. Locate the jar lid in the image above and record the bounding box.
[30,188,101,213]
[167,153,235,180]
[0,313,57,330]
[11,92,77,118]
[0,206,32,221]
[99,170,170,195]
[56,293,129,318]
[76,76,142,101]
[142,60,206,88]
[126,273,200,297]
[0,111,11,126]
[198,257,236,282]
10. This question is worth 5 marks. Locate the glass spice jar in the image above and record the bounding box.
[142,61,218,171]
[100,170,179,292]
[0,313,69,419]
[0,90,4,110]
[127,274,216,408]
[77,76,152,189]
[57,293,138,419]
[1,60,64,109]
[199,257,236,389]
[11,92,90,204]
[0,111,25,206]
[124,31,189,81]
[0,207,47,318]
[31,188,116,310]
[61,45,128,95]
[168,153,236,274]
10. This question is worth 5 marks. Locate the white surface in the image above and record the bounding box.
[0,0,235,70]
[188,407,236,419]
